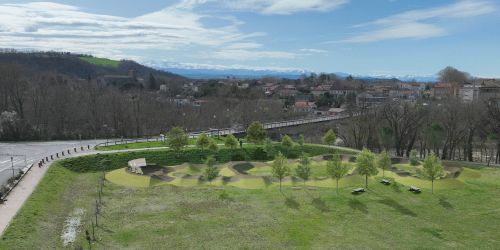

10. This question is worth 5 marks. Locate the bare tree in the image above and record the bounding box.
[438,66,470,84]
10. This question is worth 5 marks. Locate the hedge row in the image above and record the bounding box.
[60,144,353,172]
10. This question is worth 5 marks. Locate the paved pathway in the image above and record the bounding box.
[0,149,94,235]
[0,140,105,187]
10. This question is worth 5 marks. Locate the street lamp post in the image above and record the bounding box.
[11,157,14,179]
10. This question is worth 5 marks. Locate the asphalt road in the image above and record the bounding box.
[0,140,106,187]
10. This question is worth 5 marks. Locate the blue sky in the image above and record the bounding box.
[0,0,498,77]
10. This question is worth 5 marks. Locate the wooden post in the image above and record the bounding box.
[91,220,95,240]
[95,200,99,226]
[85,230,92,249]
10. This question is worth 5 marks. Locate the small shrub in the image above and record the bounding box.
[410,150,420,166]
[219,190,233,201]
[252,147,268,161]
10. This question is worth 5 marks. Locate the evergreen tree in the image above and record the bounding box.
[224,134,238,149]
[323,129,337,146]
[246,121,266,144]
[167,127,189,153]
[196,133,210,150]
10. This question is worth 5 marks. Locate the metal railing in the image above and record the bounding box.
[95,113,353,148]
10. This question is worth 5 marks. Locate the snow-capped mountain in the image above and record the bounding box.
[145,61,437,82]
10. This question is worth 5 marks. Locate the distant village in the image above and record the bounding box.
[141,74,500,116]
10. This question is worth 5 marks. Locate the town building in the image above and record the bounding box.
[293,101,317,112]
[329,85,359,98]
[278,85,298,97]
[311,85,332,97]
[431,83,459,99]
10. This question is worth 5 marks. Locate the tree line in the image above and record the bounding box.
[338,99,500,164]
[0,63,304,141]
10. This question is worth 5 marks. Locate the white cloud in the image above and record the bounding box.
[342,0,496,43]
[181,0,349,15]
[206,49,298,60]
[344,22,446,43]
[225,42,263,49]
[0,1,278,60]
[299,48,328,53]
[150,60,306,72]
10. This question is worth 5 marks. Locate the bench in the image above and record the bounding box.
[380,179,391,185]
[409,186,421,193]
[352,188,366,194]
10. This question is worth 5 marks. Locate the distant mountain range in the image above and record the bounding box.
[146,61,437,82]
[0,51,437,82]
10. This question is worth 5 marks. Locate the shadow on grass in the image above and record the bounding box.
[348,198,368,214]
[97,224,115,234]
[188,164,201,173]
[377,198,417,217]
[391,182,402,193]
[221,176,231,185]
[219,190,234,202]
[311,197,330,213]
[421,227,444,239]
[438,196,454,210]
[285,196,300,210]
[263,176,273,187]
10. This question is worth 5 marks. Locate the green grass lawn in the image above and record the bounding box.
[96,138,226,151]
[2,160,500,249]
[79,56,121,68]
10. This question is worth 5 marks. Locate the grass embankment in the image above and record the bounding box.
[1,162,500,249]
[95,138,226,151]
[79,56,121,68]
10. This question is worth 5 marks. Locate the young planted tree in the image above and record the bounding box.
[323,129,337,146]
[409,149,419,166]
[298,134,305,147]
[377,150,391,178]
[224,134,238,149]
[247,121,266,144]
[272,152,290,193]
[196,133,210,150]
[264,138,276,158]
[167,127,189,153]
[356,148,378,189]
[295,154,312,189]
[326,155,350,194]
[422,153,444,194]
[281,135,294,154]
[208,139,219,152]
[204,156,219,185]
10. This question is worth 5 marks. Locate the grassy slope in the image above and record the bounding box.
[1,163,500,249]
[95,138,226,151]
[79,56,121,68]
[0,163,99,249]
